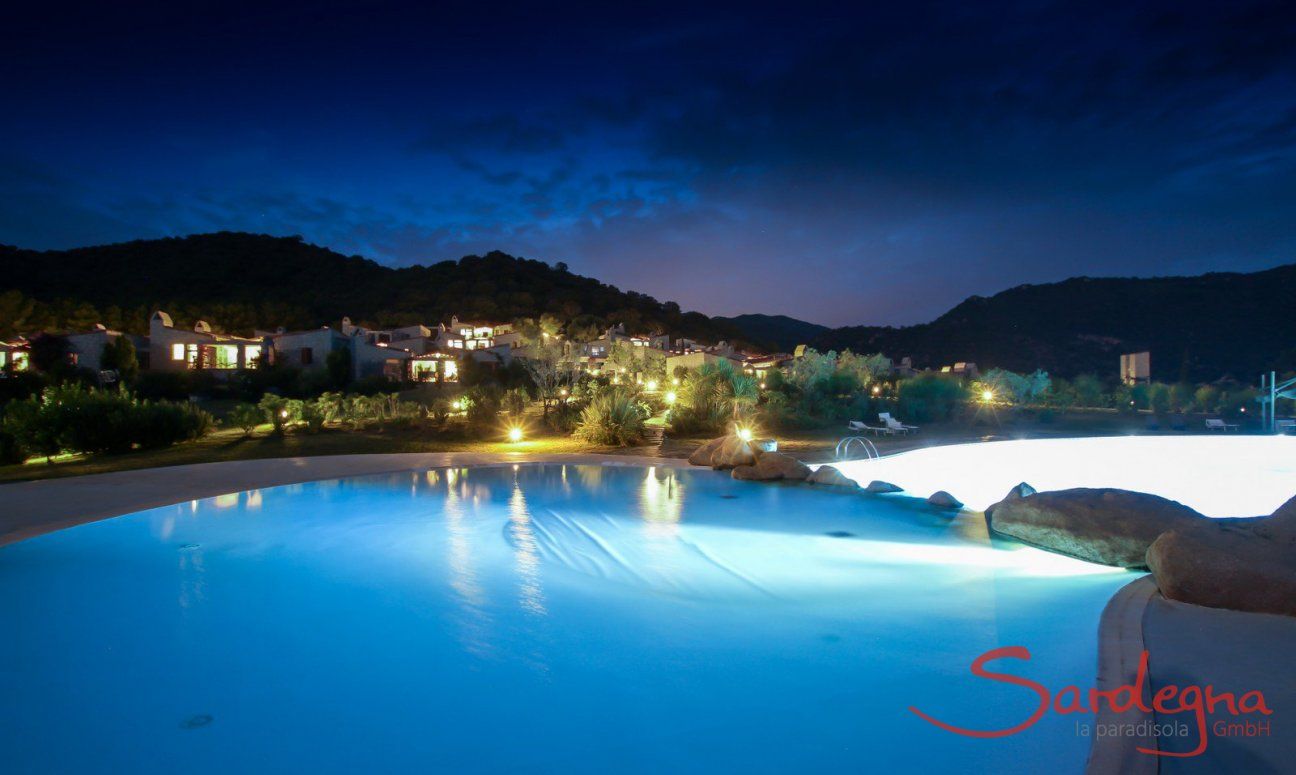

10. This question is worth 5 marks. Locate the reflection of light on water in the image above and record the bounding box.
[214,493,239,509]
[444,470,492,657]
[834,538,1127,577]
[178,546,205,609]
[246,490,262,510]
[508,477,546,616]
[639,467,683,537]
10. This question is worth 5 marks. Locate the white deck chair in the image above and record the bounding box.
[1205,418,1238,432]
[880,412,919,433]
[849,419,890,435]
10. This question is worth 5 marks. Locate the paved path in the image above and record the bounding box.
[1089,577,1295,772]
[0,452,689,547]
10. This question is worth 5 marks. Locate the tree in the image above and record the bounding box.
[101,336,140,383]
[0,291,38,339]
[521,341,578,417]
[29,334,72,375]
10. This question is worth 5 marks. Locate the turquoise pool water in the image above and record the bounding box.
[0,464,1135,773]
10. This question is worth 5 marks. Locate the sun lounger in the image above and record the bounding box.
[1205,418,1239,432]
[879,412,919,433]
[848,420,890,435]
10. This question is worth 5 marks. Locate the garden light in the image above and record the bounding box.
[665,391,676,405]
[737,427,753,442]
[508,427,523,442]
[646,380,658,391]
[981,390,994,403]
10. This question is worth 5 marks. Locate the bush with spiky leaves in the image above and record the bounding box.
[574,389,647,446]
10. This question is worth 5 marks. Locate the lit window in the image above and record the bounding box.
[215,345,239,369]
[172,343,185,361]
[443,360,458,380]
[12,352,27,371]
[245,345,262,369]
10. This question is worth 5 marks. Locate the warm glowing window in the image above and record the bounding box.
[411,360,438,381]
[13,352,27,371]
[442,360,458,380]
[172,343,185,361]
[215,345,239,369]
[245,345,262,369]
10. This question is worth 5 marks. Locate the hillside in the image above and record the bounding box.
[812,267,1296,381]
[0,232,753,346]
[2,232,1292,381]
[713,314,829,353]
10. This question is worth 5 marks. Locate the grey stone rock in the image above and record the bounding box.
[731,464,769,481]
[711,435,756,470]
[927,491,963,509]
[984,481,1037,521]
[688,437,726,467]
[806,465,859,488]
[987,488,1205,568]
[754,451,812,481]
[866,480,903,494]
[1148,520,1296,617]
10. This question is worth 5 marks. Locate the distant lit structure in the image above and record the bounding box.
[1120,351,1150,385]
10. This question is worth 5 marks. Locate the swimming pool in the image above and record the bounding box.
[832,435,1296,517]
[0,462,1133,773]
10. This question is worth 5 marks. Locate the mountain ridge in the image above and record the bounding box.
[2,232,1292,380]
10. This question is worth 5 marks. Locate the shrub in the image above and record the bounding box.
[502,388,529,421]
[575,389,646,446]
[669,360,757,435]
[133,401,213,449]
[0,426,25,465]
[300,400,328,433]
[1194,385,1221,413]
[229,402,265,436]
[896,373,967,422]
[258,394,296,434]
[0,385,212,459]
[1072,374,1106,408]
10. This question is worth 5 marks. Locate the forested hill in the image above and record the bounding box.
[2,232,1292,381]
[0,232,751,345]
[811,265,1296,381]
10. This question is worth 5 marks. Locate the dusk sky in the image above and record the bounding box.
[3,1,1295,327]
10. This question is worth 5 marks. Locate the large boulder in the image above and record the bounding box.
[1148,522,1296,617]
[688,437,726,466]
[987,488,1205,568]
[711,435,756,469]
[806,465,859,488]
[753,451,812,481]
[866,480,903,494]
[731,464,768,481]
[1266,494,1296,536]
[983,482,1037,521]
[927,491,963,509]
